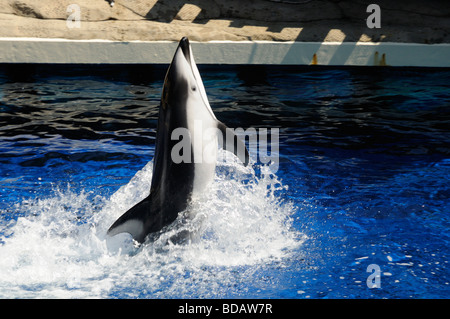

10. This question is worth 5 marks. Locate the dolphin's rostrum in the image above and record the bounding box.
[107,37,249,243]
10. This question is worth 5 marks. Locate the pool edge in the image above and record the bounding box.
[1,38,449,67]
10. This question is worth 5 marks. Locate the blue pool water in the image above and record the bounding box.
[0,65,448,298]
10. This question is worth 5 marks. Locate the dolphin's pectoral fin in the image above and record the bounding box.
[107,197,152,243]
[218,122,250,166]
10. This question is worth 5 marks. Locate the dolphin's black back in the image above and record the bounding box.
[147,90,196,235]
[107,53,196,243]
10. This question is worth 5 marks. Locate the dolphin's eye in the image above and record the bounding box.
[192,86,197,91]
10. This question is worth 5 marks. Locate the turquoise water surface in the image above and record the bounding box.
[0,65,448,298]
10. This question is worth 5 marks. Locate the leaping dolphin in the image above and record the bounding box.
[107,37,249,243]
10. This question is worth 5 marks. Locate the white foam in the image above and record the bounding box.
[0,151,303,298]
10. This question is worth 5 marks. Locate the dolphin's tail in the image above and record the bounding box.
[107,196,154,243]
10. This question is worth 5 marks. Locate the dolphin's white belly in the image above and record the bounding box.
[188,97,219,197]
[192,136,217,197]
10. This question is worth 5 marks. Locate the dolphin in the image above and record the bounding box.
[107,37,249,243]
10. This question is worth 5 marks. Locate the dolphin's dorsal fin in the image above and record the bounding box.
[217,122,250,166]
[107,197,153,243]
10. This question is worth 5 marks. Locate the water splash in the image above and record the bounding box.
[0,151,303,298]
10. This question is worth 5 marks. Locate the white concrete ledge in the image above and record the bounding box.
[1,38,449,67]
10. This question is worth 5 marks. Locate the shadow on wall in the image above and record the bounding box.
[120,0,449,42]
[116,0,449,65]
